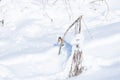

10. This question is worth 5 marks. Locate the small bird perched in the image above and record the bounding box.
[58,37,62,43]
[58,37,64,46]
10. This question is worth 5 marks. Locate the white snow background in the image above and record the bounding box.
[0,0,120,80]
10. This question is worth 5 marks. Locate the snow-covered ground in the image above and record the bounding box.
[0,0,120,80]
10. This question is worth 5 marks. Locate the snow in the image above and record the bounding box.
[0,0,120,80]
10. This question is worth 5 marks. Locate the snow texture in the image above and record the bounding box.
[0,0,120,80]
